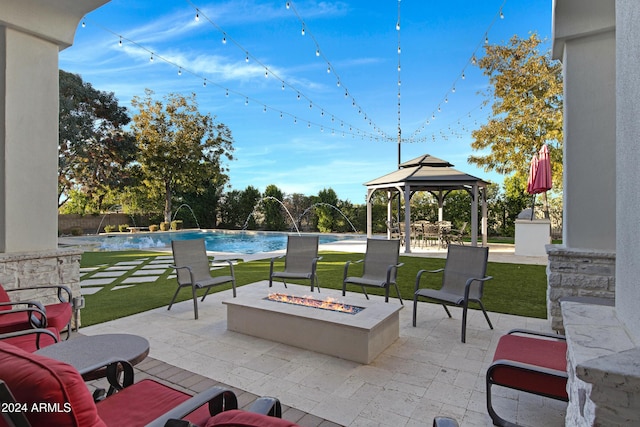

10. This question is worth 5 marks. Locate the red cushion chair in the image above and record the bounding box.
[0,328,60,352]
[486,329,568,427]
[0,342,240,427]
[0,283,73,339]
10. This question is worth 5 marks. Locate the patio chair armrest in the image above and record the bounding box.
[0,328,59,349]
[386,262,404,282]
[414,268,444,291]
[170,265,195,285]
[247,396,282,417]
[5,285,72,304]
[146,386,239,427]
[342,258,364,280]
[506,328,566,341]
[463,276,493,299]
[0,305,47,328]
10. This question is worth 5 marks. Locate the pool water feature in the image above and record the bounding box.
[80,230,357,254]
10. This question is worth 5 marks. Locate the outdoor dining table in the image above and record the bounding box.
[34,333,150,392]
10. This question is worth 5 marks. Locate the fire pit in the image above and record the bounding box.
[264,293,365,314]
[223,282,402,364]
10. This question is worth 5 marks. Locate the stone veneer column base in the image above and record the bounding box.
[562,300,640,426]
[0,248,83,329]
[546,245,615,333]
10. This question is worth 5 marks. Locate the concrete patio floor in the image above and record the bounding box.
[81,239,565,427]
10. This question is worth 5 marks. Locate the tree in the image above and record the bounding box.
[58,70,136,210]
[262,185,287,231]
[468,33,563,216]
[131,90,234,223]
[315,188,340,232]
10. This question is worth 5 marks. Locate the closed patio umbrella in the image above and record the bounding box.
[526,144,552,219]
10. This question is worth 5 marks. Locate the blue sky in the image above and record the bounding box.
[59,0,552,203]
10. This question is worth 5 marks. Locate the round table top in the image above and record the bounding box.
[35,333,150,377]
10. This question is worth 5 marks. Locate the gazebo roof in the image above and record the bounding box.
[365,154,489,191]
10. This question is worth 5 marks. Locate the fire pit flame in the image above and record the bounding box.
[266,293,364,314]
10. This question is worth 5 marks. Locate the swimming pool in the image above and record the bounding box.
[78,230,358,253]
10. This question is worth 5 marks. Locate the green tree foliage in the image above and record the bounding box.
[262,185,287,231]
[469,33,563,191]
[314,188,340,232]
[219,187,261,229]
[58,70,136,211]
[131,90,234,223]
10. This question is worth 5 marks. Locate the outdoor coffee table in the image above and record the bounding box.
[35,333,150,382]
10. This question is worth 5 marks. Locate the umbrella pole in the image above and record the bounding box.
[530,194,536,220]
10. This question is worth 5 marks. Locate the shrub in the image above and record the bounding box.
[118,224,129,233]
[171,220,183,231]
[149,224,159,232]
[70,227,84,236]
[160,222,170,231]
[104,225,116,233]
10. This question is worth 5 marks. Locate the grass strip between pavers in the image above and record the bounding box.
[79,250,548,327]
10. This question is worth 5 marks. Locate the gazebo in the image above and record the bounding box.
[364,154,489,252]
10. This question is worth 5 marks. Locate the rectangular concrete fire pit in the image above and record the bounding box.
[223,281,402,364]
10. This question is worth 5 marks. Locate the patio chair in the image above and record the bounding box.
[169,239,236,320]
[0,341,286,427]
[0,283,73,339]
[413,245,493,342]
[0,328,59,353]
[486,329,568,427]
[269,235,322,292]
[342,238,404,304]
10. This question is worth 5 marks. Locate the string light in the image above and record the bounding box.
[118,37,122,47]
[195,12,199,21]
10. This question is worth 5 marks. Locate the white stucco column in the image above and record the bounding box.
[0,0,108,253]
[470,185,478,246]
[403,185,411,253]
[553,0,616,252]
[616,0,640,340]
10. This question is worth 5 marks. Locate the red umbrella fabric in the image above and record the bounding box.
[532,144,552,193]
[526,153,539,195]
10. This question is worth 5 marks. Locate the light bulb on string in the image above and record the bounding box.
[398,46,401,54]
[280,112,283,119]
[462,72,466,79]
[500,9,504,19]
[149,53,154,62]
[336,80,341,87]
[245,97,249,105]
[203,79,207,87]
[118,37,122,47]
[471,55,476,65]
[485,35,489,44]
[297,93,301,100]
[281,83,285,90]
[452,86,456,93]
[286,2,290,9]
[245,53,249,63]
[222,35,227,44]
[315,49,320,57]
[178,68,182,76]
[301,26,305,36]
[326,66,331,74]
[445,97,448,103]
[396,22,400,30]
[264,70,268,78]
[195,12,199,22]
[225,89,229,97]
[82,20,86,28]
[263,105,267,113]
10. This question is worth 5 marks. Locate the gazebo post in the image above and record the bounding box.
[386,190,393,239]
[471,184,479,246]
[403,185,412,253]
[482,187,488,246]
[366,188,374,238]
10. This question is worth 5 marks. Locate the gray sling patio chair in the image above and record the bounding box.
[413,245,493,343]
[169,239,236,319]
[342,238,404,304]
[269,235,322,292]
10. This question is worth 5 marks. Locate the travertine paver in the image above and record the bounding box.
[80,278,115,287]
[91,270,127,278]
[82,281,566,427]
[121,276,160,284]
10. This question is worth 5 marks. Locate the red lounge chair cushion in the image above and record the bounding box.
[41,301,72,330]
[0,341,106,427]
[0,285,11,308]
[492,334,568,400]
[205,410,301,427]
[97,379,212,427]
[0,310,34,334]
[0,328,60,352]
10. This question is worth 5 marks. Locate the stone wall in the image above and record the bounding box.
[0,249,83,329]
[562,300,640,426]
[59,214,155,235]
[546,245,616,333]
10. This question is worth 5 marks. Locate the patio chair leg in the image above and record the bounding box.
[442,304,452,318]
[192,285,199,320]
[461,302,469,343]
[167,287,181,311]
[393,283,404,305]
[478,300,494,329]
[200,286,212,302]
[412,294,418,326]
[361,286,370,300]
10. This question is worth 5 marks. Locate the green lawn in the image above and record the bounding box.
[79,250,548,327]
